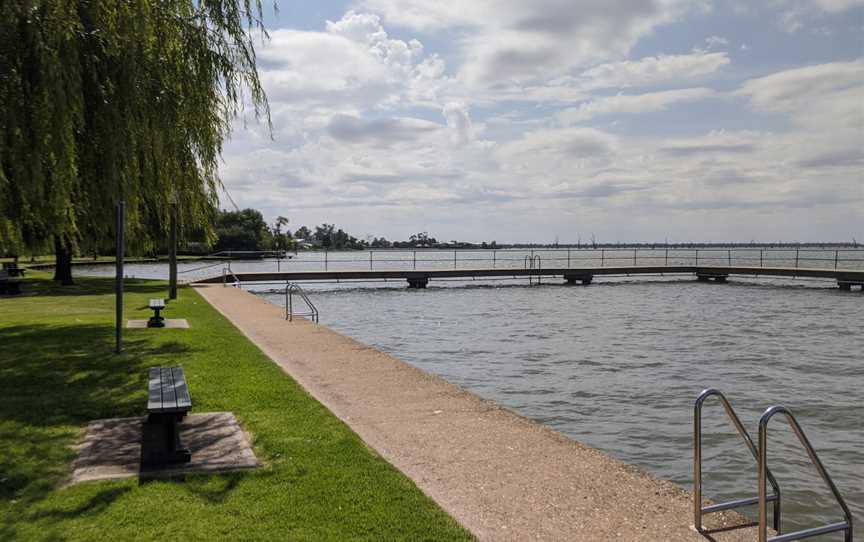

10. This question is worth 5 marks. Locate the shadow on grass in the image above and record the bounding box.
[0,315,197,507]
[140,471,250,504]
[27,487,133,521]
[19,277,170,298]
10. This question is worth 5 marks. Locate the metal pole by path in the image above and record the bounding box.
[169,203,177,300]
[115,201,125,354]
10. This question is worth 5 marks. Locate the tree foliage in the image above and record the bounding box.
[214,208,271,252]
[0,0,270,277]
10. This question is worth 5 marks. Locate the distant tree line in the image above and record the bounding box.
[211,209,502,252]
[209,209,862,254]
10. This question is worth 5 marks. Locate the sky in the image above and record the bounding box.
[219,0,864,244]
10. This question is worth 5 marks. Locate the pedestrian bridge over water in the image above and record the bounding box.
[197,264,864,291]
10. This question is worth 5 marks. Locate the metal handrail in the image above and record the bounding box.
[758,406,853,542]
[524,255,542,285]
[222,267,241,288]
[694,389,781,533]
[179,260,227,275]
[272,248,864,273]
[285,282,319,323]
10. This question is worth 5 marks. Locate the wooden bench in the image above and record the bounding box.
[147,298,166,328]
[0,270,22,295]
[142,367,192,465]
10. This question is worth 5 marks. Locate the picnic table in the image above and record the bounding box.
[142,367,192,465]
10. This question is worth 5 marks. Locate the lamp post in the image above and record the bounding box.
[169,195,178,300]
[115,200,125,354]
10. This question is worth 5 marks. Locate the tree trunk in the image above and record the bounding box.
[53,237,74,285]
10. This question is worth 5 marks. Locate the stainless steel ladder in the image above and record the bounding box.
[285,282,319,323]
[694,388,853,541]
[222,266,241,288]
[524,254,542,285]
[694,389,781,533]
[757,406,853,542]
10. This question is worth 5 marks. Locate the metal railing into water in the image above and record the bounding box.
[285,282,319,323]
[524,254,542,285]
[758,406,853,542]
[694,389,853,542]
[222,267,241,288]
[694,389,781,533]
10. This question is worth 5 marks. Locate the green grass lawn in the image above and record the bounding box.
[0,274,473,541]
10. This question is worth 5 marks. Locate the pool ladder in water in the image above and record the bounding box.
[285,282,319,323]
[694,389,853,542]
[524,255,542,285]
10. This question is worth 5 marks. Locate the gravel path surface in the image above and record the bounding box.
[194,284,758,541]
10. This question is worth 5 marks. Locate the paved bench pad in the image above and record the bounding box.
[147,367,191,414]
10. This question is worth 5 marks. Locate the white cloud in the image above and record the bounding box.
[808,0,864,11]
[558,88,715,123]
[579,52,730,89]
[442,102,474,144]
[256,12,451,116]
[361,0,710,88]
[735,61,864,115]
[772,0,864,32]
[704,36,730,49]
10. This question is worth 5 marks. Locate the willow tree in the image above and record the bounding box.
[0,0,269,283]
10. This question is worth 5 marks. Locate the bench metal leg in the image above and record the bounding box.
[142,413,191,465]
[147,307,165,328]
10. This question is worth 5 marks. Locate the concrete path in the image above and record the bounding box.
[194,284,758,541]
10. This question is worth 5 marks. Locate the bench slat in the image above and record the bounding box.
[172,367,192,409]
[160,367,177,409]
[147,366,192,414]
[147,367,163,411]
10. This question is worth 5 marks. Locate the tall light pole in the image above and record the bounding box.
[115,200,125,354]
[169,197,178,300]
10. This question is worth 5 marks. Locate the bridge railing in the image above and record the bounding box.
[219,248,864,274]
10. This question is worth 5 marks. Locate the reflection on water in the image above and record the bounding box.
[259,278,862,536]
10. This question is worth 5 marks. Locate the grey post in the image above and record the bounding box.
[115,201,125,354]
[169,203,177,299]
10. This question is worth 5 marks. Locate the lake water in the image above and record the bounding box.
[77,250,863,536]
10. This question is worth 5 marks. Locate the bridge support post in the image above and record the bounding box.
[564,274,593,285]
[407,277,429,289]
